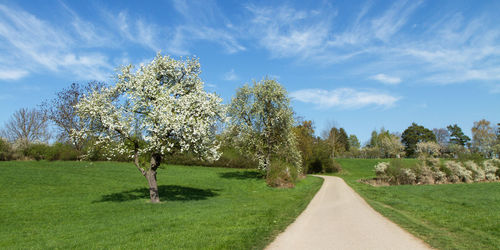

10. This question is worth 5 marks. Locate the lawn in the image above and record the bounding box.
[335,158,500,250]
[0,161,322,249]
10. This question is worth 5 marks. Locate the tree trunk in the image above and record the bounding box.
[146,154,162,203]
[264,154,271,176]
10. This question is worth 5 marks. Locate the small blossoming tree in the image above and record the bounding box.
[73,53,224,203]
[228,78,301,186]
[416,141,441,158]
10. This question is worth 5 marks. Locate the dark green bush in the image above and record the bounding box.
[457,152,484,165]
[24,143,52,161]
[323,159,342,173]
[307,158,323,173]
[46,143,79,161]
[266,159,297,188]
[0,138,14,161]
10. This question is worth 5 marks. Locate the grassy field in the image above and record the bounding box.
[0,161,322,249]
[335,158,500,250]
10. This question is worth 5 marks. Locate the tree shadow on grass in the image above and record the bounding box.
[218,171,263,180]
[94,185,219,203]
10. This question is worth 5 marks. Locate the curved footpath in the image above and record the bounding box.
[266,175,431,250]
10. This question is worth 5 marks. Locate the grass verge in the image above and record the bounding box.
[0,161,322,249]
[334,158,500,250]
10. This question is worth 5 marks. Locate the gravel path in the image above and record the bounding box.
[266,175,431,250]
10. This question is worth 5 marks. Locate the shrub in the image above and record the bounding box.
[464,161,485,182]
[483,159,499,181]
[416,141,441,158]
[445,161,472,183]
[307,158,323,173]
[324,159,342,173]
[384,160,404,184]
[24,143,51,161]
[266,159,297,188]
[361,147,380,159]
[431,168,447,184]
[399,168,417,184]
[375,159,418,185]
[372,158,500,185]
[305,157,341,174]
[47,143,80,161]
[421,158,447,183]
[0,138,14,161]
[374,162,390,176]
[457,152,484,165]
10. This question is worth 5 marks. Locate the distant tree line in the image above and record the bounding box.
[1,58,499,178]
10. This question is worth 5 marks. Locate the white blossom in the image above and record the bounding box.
[72,53,225,163]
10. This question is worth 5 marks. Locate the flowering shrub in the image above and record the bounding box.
[464,161,485,182]
[399,168,417,184]
[445,161,473,183]
[483,159,499,181]
[373,158,500,185]
[416,141,442,158]
[374,162,390,176]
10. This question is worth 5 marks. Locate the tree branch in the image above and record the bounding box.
[133,145,146,176]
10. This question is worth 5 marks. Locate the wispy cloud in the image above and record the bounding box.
[246,4,332,60]
[168,0,245,55]
[245,1,500,91]
[0,69,29,81]
[0,1,248,82]
[0,4,113,81]
[223,69,239,81]
[245,1,420,62]
[105,11,161,52]
[370,74,401,85]
[290,88,400,109]
[371,0,423,42]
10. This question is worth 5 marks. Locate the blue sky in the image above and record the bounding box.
[0,0,499,144]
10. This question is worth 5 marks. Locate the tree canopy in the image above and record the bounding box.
[228,78,300,186]
[1,108,50,147]
[401,123,436,157]
[447,124,470,146]
[471,119,496,157]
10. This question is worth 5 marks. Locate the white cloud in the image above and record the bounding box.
[167,0,246,55]
[370,74,401,85]
[0,69,29,80]
[246,5,331,60]
[290,88,399,109]
[0,4,113,81]
[371,0,422,42]
[245,1,500,92]
[245,1,421,62]
[107,11,160,52]
[223,69,239,81]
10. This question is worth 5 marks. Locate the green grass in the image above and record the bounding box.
[334,158,500,250]
[0,161,322,249]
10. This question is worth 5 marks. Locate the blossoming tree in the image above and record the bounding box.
[228,78,301,186]
[73,53,225,203]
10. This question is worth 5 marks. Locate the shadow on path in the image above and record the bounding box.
[94,185,219,202]
[218,171,263,180]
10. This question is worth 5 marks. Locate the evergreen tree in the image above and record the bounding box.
[401,123,436,157]
[447,124,470,146]
[338,128,349,152]
[348,134,361,149]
